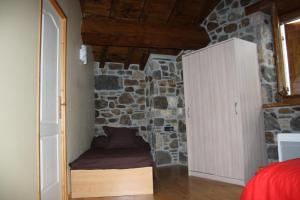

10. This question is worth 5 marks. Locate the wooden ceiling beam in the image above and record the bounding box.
[139,49,150,70]
[125,47,135,69]
[109,0,116,17]
[92,46,180,70]
[100,46,109,68]
[280,7,300,23]
[166,0,179,23]
[82,17,210,49]
[245,0,273,16]
[245,0,300,23]
[194,0,217,25]
[138,0,148,22]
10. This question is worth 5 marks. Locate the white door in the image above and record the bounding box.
[40,0,61,199]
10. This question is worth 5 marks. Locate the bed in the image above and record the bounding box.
[69,126,154,198]
[240,158,300,200]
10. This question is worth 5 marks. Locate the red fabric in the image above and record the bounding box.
[241,159,300,200]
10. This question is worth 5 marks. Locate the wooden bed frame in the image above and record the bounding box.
[71,167,153,198]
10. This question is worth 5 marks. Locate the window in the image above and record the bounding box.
[279,18,300,95]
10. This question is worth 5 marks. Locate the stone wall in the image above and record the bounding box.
[264,106,300,162]
[94,62,149,141]
[145,58,187,166]
[94,60,187,166]
[201,0,300,162]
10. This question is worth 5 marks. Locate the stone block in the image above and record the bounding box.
[154,118,164,126]
[120,115,131,125]
[101,113,113,118]
[224,23,238,33]
[111,109,121,115]
[291,116,300,131]
[108,63,124,70]
[124,79,139,86]
[137,97,145,104]
[135,89,145,95]
[132,71,145,80]
[264,112,280,131]
[178,120,186,133]
[154,96,168,109]
[108,118,118,123]
[152,70,162,80]
[95,99,108,109]
[267,145,278,160]
[95,118,107,125]
[118,93,134,104]
[95,75,122,90]
[125,87,134,92]
[265,132,274,144]
[132,112,145,120]
[156,151,172,165]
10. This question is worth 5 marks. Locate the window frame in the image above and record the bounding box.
[271,4,300,107]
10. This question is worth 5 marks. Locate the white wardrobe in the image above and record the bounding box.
[183,38,266,186]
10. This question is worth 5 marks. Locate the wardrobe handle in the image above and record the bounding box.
[235,102,238,115]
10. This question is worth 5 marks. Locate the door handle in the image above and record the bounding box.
[235,102,238,115]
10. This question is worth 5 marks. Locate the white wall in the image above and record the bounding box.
[57,0,95,164]
[0,0,94,199]
[0,0,39,199]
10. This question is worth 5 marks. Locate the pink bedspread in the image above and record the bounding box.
[241,158,300,200]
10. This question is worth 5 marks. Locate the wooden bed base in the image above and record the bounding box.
[71,167,153,198]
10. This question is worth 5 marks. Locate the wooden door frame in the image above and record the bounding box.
[36,0,67,199]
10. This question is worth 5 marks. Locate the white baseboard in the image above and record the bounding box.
[189,171,245,186]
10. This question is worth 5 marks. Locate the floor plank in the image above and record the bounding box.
[71,165,243,200]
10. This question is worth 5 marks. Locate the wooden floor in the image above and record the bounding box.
[71,166,244,200]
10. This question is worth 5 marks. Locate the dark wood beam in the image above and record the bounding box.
[139,49,150,70]
[166,0,179,23]
[125,48,134,69]
[245,0,273,16]
[280,7,300,23]
[245,0,300,23]
[194,0,217,25]
[100,46,109,68]
[109,0,117,18]
[82,17,210,49]
[138,0,148,22]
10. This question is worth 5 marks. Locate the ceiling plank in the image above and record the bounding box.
[92,46,109,68]
[244,0,273,16]
[82,17,210,49]
[138,0,149,22]
[280,7,300,23]
[139,49,150,70]
[100,46,109,68]
[166,0,179,23]
[109,0,116,17]
[92,46,180,70]
[125,47,135,69]
[141,0,177,23]
[80,0,112,17]
[194,0,217,25]
[245,0,300,22]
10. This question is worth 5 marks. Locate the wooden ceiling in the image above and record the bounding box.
[274,0,300,22]
[80,0,220,69]
[246,0,300,23]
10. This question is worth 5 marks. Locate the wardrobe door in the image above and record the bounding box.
[183,53,196,171]
[184,52,213,174]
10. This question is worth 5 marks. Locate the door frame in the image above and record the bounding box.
[36,0,67,199]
